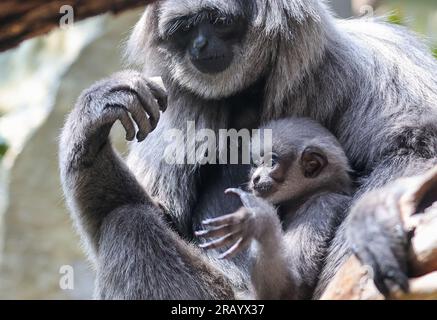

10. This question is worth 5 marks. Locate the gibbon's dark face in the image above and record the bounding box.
[148,1,269,98]
[250,147,328,205]
[164,10,248,74]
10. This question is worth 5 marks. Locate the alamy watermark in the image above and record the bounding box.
[59,5,74,29]
[59,265,74,290]
[163,121,273,166]
[359,5,375,19]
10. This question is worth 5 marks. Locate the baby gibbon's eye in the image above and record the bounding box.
[259,153,279,167]
[265,153,279,167]
[270,154,279,166]
[214,17,228,25]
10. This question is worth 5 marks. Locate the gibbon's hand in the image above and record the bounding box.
[75,70,167,142]
[346,181,413,297]
[196,188,276,259]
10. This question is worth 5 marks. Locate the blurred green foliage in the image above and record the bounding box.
[387,10,405,25]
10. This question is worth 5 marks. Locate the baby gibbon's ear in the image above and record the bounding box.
[300,146,328,178]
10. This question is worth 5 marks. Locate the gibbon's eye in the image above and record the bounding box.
[182,24,192,32]
[269,153,279,167]
[214,17,228,25]
[165,19,192,38]
[212,17,235,32]
[259,153,279,168]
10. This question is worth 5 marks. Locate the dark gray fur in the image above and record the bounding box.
[59,0,437,299]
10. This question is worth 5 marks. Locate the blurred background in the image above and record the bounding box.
[0,0,436,299]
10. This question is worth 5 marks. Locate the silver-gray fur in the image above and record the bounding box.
[60,0,437,299]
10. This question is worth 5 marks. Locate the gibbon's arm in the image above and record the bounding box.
[279,193,350,299]
[197,189,297,299]
[59,70,167,255]
[346,155,437,296]
[198,190,350,300]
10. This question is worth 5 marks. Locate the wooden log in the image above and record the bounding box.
[320,256,384,300]
[0,0,156,52]
[321,166,437,300]
[396,272,437,300]
[321,212,437,300]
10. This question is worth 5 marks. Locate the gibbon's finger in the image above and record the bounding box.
[126,97,152,142]
[225,188,257,209]
[225,188,246,199]
[106,84,159,132]
[359,246,390,296]
[199,231,242,250]
[118,109,136,141]
[103,90,151,141]
[368,239,409,295]
[383,268,410,295]
[134,81,161,129]
[202,208,248,227]
[102,104,135,141]
[195,223,242,239]
[352,227,409,297]
[146,80,168,112]
[219,237,251,260]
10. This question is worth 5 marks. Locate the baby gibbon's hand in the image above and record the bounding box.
[195,188,277,259]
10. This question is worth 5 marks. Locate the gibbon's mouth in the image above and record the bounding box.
[190,53,232,74]
[252,181,276,198]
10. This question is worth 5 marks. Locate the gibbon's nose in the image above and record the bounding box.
[192,35,208,57]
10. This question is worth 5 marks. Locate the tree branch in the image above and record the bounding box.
[0,0,156,52]
[321,167,437,300]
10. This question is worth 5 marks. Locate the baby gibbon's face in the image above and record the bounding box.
[250,147,328,205]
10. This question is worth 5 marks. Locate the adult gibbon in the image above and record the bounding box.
[60,0,437,299]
